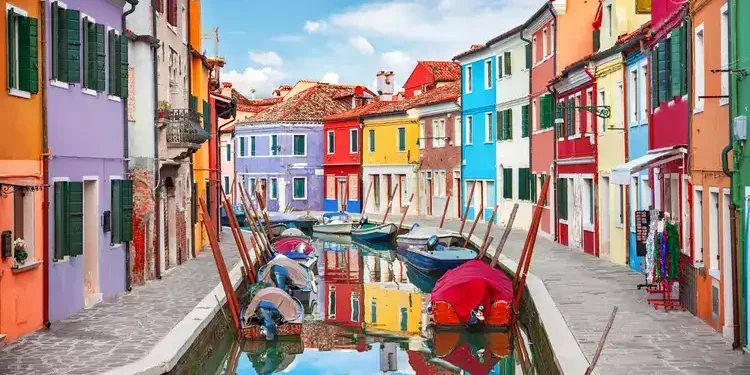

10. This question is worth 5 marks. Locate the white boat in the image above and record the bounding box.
[312,220,353,235]
[396,225,471,250]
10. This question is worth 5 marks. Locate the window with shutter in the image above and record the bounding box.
[65,9,81,83]
[8,8,17,90]
[651,48,659,109]
[67,182,84,256]
[250,136,256,156]
[397,127,406,151]
[525,43,531,70]
[517,169,525,200]
[108,30,116,94]
[657,40,669,103]
[54,181,68,259]
[95,24,105,92]
[205,180,211,217]
[503,168,513,199]
[497,55,503,79]
[369,130,375,152]
[530,173,537,202]
[521,105,529,138]
[566,99,574,136]
[293,178,306,200]
[111,179,122,244]
[557,178,568,220]
[271,134,279,155]
[167,0,177,26]
[7,6,39,94]
[190,95,198,110]
[294,134,306,155]
[670,26,682,99]
[679,24,688,96]
[155,0,163,13]
[506,109,513,140]
[118,34,129,98]
[239,137,246,156]
[83,18,94,90]
[504,51,511,76]
[121,180,133,242]
[226,144,231,161]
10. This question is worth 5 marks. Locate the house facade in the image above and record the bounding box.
[0,0,44,343]
[322,244,363,329]
[455,44,498,222]
[526,2,558,238]
[45,0,132,321]
[490,27,533,230]
[402,61,460,99]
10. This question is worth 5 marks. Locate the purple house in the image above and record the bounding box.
[45,0,132,321]
[235,83,366,212]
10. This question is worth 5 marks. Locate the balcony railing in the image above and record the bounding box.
[163,108,209,148]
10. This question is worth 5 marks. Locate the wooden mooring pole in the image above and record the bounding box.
[397,194,415,230]
[475,205,498,254]
[381,184,399,224]
[491,203,519,267]
[458,181,477,235]
[439,195,451,229]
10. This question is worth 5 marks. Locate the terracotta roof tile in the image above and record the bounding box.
[323,100,392,122]
[418,61,461,82]
[242,84,355,123]
[364,81,460,118]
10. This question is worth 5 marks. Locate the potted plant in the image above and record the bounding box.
[158,101,170,119]
[13,238,28,266]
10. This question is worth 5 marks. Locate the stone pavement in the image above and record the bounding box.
[0,231,244,375]
[364,212,750,375]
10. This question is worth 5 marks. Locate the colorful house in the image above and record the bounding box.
[592,1,649,265]
[411,81,462,219]
[488,26,533,230]
[235,83,367,212]
[45,0,133,321]
[525,2,559,239]
[402,61,460,99]
[322,98,379,214]
[690,0,732,335]
[0,0,44,342]
[454,43,498,222]
[322,245,363,329]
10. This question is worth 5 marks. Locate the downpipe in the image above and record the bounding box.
[122,0,139,292]
[40,2,51,329]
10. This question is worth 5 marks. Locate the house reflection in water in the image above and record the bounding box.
[322,244,364,330]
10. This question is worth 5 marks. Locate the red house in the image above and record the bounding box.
[323,247,364,329]
[322,99,384,213]
[402,61,460,98]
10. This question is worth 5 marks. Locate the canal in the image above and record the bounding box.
[206,233,538,375]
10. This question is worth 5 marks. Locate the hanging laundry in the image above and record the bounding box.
[666,222,681,281]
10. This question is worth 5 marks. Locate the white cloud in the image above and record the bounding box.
[348,36,375,55]
[304,20,327,34]
[249,51,284,67]
[222,67,286,97]
[320,72,340,84]
[271,34,303,42]
[381,51,414,70]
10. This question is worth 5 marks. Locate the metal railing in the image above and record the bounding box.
[164,108,209,147]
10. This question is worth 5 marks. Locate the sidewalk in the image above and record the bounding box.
[0,231,244,375]
[365,212,750,375]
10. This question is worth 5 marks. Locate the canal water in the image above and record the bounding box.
[214,233,536,375]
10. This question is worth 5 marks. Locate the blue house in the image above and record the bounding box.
[455,45,498,221]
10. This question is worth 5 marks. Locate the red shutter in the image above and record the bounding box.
[166,0,176,26]
[155,0,163,13]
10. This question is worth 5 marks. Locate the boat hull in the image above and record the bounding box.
[312,222,353,235]
[351,223,398,243]
[430,300,512,328]
[395,247,475,273]
[241,322,303,340]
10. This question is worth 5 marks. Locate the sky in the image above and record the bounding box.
[201,0,548,98]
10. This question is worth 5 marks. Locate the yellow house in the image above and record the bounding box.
[593,3,649,266]
[363,283,422,335]
[190,0,212,253]
[362,108,420,217]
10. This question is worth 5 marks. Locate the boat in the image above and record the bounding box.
[313,232,353,244]
[269,223,288,237]
[267,212,318,232]
[429,259,513,328]
[396,236,477,273]
[258,255,317,294]
[273,237,315,255]
[396,224,472,250]
[426,331,514,375]
[403,261,438,293]
[351,220,399,243]
[220,205,247,227]
[240,287,304,340]
[243,339,303,375]
[321,211,350,222]
[312,220,353,235]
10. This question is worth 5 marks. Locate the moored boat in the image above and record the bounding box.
[240,287,304,340]
[351,222,398,243]
[396,245,476,273]
[312,220,353,235]
[273,237,315,255]
[267,212,318,232]
[396,224,471,250]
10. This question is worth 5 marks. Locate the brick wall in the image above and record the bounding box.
[130,167,155,285]
[418,110,462,197]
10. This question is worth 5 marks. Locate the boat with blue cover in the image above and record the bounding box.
[396,235,477,273]
[396,224,475,250]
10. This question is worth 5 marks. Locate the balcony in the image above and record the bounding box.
[158,108,209,161]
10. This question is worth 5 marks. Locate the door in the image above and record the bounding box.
[338,179,347,211]
[168,190,177,268]
[83,180,100,308]
[570,177,583,250]
[709,191,720,274]
[427,172,433,216]
[601,176,610,256]
[258,179,268,206]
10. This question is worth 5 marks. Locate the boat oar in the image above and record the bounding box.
[439,195,451,229]
[462,202,483,248]
[475,205,498,254]
[478,236,494,258]
[490,203,519,267]
[458,180,477,235]
[237,192,268,266]
[360,180,374,216]
[221,191,255,283]
[381,183,399,224]
[584,306,618,375]
[239,186,272,263]
[397,193,415,231]
[255,190,276,240]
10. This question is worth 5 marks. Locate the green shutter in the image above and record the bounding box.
[65,9,81,83]
[121,180,133,242]
[190,95,198,110]
[679,25,688,96]
[251,137,256,156]
[540,95,549,130]
[108,30,116,94]
[504,51,511,75]
[506,109,513,140]
[557,178,568,220]
[369,130,375,152]
[521,105,529,138]
[192,182,197,225]
[593,29,601,52]
[540,174,546,205]
[525,43,531,69]
[119,35,128,98]
[239,137,245,156]
[531,173,537,202]
[67,182,83,256]
[84,20,93,89]
[670,27,682,99]
[205,181,211,217]
[657,41,668,103]
[7,8,16,89]
[95,24,105,92]
[54,181,68,259]
[17,16,39,93]
[51,2,59,80]
[294,178,305,198]
[497,56,503,79]
[226,143,231,160]
[398,128,406,151]
[651,48,659,110]
[203,100,210,132]
[111,180,121,244]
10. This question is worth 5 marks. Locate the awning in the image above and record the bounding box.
[611,147,686,185]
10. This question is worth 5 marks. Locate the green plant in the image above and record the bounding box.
[13,238,28,265]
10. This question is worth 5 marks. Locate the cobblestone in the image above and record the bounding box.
[0,231,245,375]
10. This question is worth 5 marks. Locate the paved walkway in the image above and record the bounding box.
[365,213,750,375]
[0,231,244,375]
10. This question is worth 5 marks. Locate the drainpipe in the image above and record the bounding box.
[123,0,139,292]
[685,10,693,174]
[151,0,162,280]
[550,5,558,241]
[520,24,533,219]
[40,2,51,328]
[584,65,600,256]
[359,117,365,214]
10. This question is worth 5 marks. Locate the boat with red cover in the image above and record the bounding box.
[273,237,315,255]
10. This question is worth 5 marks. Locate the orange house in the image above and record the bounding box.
[0,0,45,343]
[689,0,732,336]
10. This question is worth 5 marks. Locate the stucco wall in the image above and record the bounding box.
[415,109,461,219]
[555,0,598,76]
[156,0,188,109]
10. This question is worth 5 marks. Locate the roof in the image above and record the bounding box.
[364,81,460,118]
[417,61,461,82]
[323,100,392,122]
[241,84,356,123]
[453,24,523,61]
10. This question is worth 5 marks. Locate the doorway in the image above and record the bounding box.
[83,179,100,308]
[426,172,433,216]
[258,178,268,206]
[337,178,347,211]
[722,190,733,337]
[168,186,177,268]
[601,176,610,256]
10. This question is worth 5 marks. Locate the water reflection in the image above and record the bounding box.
[218,235,534,375]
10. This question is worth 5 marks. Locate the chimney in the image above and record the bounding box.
[376,71,395,99]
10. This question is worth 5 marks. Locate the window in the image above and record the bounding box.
[238,137,247,157]
[539,174,547,206]
[584,178,594,226]
[327,131,335,154]
[630,175,639,230]
[616,82,623,128]
[107,29,129,99]
[550,22,555,54]
[270,178,278,200]
[180,3,187,43]
[485,59,493,89]
[542,28,548,57]
[586,89,593,133]
[574,94,581,134]
[250,136,256,156]
[720,5,729,105]
[539,94,554,130]
[485,112,493,142]
[250,178,256,193]
[465,116,473,144]
[532,37,538,64]
[694,187,704,263]
[271,134,279,155]
[293,134,306,156]
[498,109,513,141]
[351,293,360,322]
[525,43,531,70]
[598,89,607,132]
[419,121,425,149]
[350,129,358,153]
[12,190,35,261]
[223,176,230,194]
[328,287,336,319]
[82,16,105,93]
[532,100,538,131]
[503,51,512,76]
[202,100,210,132]
[397,127,406,152]
[454,117,461,146]
[629,69,638,125]
[368,129,375,152]
[6,4,39,97]
[166,0,178,26]
[605,4,613,37]
[51,2,79,85]
[557,178,568,220]
[521,104,530,138]
[465,65,472,93]
[433,119,446,147]
[497,54,504,79]
[640,64,649,121]
[486,181,495,207]
[226,143,231,161]
[518,168,531,201]
[54,181,83,259]
[110,179,133,245]
[502,168,513,199]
